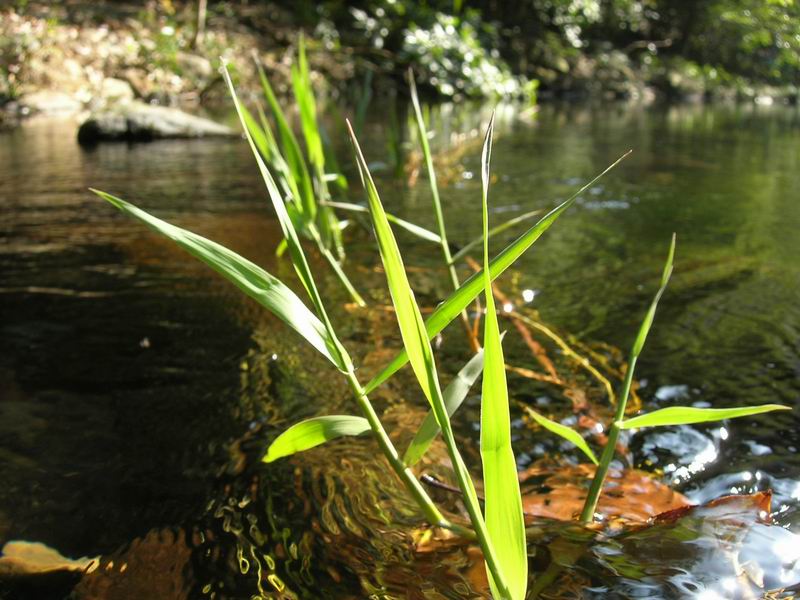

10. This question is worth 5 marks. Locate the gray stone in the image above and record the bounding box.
[77,101,235,144]
[99,78,135,105]
[17,91,82,116]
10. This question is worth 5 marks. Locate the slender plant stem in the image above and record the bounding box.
[408,72,477,350]
[580,235,675,523]
[579,356,637,523]
[308,223,366,307]
[343,370,477,539]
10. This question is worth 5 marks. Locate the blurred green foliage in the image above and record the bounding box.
[285,0,800,97]
[3,0,798,103]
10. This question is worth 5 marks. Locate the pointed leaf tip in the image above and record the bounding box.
[619,404,790,430]
[264,415,371,462]
[525,408,599,465]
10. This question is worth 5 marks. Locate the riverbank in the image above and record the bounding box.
[0,2,352,126]
[2,2,798,129]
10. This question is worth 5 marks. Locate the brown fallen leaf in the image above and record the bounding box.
[518,461,690,526]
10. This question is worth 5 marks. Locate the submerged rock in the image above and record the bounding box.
[77,101,235,144]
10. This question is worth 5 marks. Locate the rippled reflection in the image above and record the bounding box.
[1,103,799,598]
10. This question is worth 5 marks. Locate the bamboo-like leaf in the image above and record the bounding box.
[449,208,545,264]
[632,233,676,357]
[223,63,351,371]
[363,151,632,394]
[263,415,370,462]
[408,71,451,256]
[239,103,271,161]
[323,201,442,244]
[524,408,599,465]
[478,114,528,600]
[619,404,790,430]
[254,103,305,211]
[254,55,316,219]
[404,348,486,466]
[92,189,339,367]
[346,119,438,404]
[347,117,511,599]
[291,34,325,172]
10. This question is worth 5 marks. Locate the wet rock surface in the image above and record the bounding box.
[77,101,235,144]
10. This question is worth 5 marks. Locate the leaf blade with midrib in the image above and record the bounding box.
[91,189,339,367]
[264,415,371,462]
[619,404,790,430]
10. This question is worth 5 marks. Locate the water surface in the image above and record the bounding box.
[1,102,799,598]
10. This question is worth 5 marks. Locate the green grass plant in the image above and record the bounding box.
[514,233,791,524]
[246,38,364,306]
[477,114,527,599]
[93,62,625,596]
[88,56,790,599]
[97,57,624,594]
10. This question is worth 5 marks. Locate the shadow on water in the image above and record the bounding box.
[0,102,799,598]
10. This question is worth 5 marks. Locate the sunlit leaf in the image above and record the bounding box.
[324,201,442,244]
[239,102,271,161]
[291,34,325,173]
[346,119,438,404]
[404,347,486,466]
[347,119,504,591]
[632,233,676,357]
[254,102,305,211]
[619,404,790,430]
[223,64,351,371]
[254,55,316,219]
[524,408,599,465]
[263,415,370,462]
[449,209,544,264]
[363,153,632,394]
[478,114,528,600]
[91,190,339,367]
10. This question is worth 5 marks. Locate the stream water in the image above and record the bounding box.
[1,101,799,599]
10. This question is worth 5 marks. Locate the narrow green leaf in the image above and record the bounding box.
[578,233,679,524]
[619,404,790,430]
[323,201,442,244]
[263,415,371,462]
[239,103,271,161]
[223,63,351,371]
[346,119,438,404]
[247,72,364,306]
[632,233,675,357]
[525,408,599,465]
[408,71,451,255]
[92,189,339,367]
[275,238,288,257]
[478,114,527,600]
[404,348,486,466]
[291,34,325,172]
[408,69,467,324]
[254,55,316,219]
[347,118,510,599]
[255,102,305,211]
[364,151,632,395]
[449,209,545,265]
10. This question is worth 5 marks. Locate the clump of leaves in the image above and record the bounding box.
[92,61,788,600]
